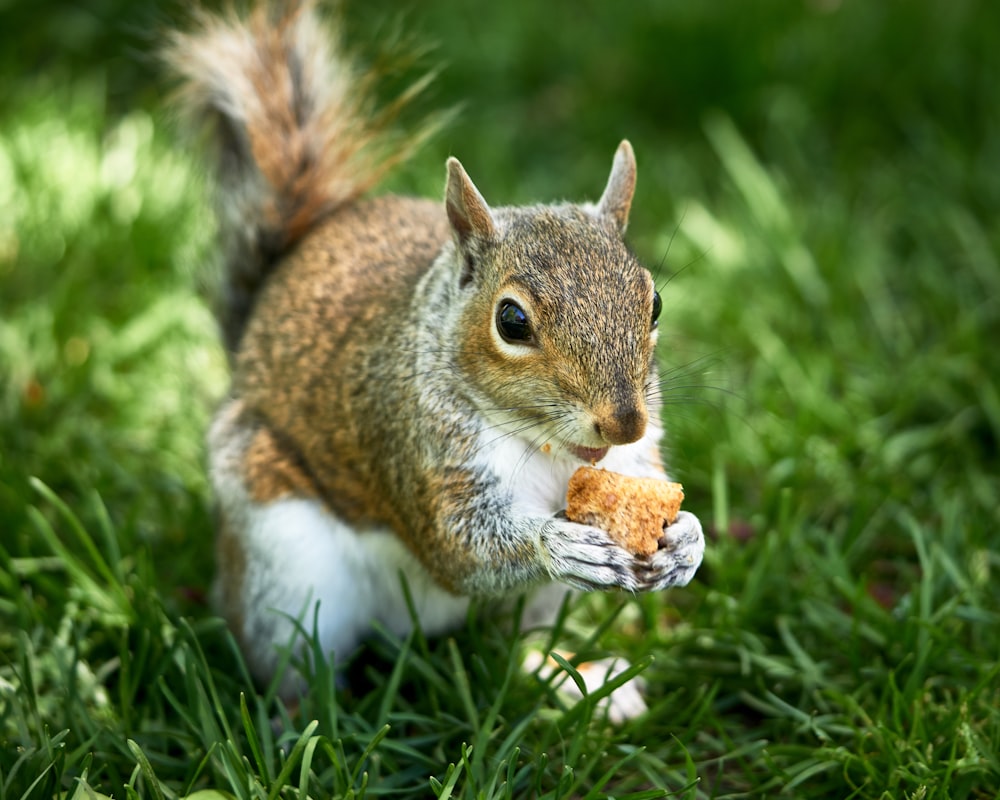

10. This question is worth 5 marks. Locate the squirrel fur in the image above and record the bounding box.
[167,0,705,706]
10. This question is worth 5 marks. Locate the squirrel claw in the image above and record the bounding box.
[634,511,705,591]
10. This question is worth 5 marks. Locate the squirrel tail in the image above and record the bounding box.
[165,1,437,352]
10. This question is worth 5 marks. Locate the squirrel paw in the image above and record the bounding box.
[543,511,705,593]
[635,510,705,591]
[542,520,646,592]
[524,649,648,725]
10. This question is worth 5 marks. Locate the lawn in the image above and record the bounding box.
[1,0,998,797]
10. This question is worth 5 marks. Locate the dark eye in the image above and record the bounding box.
[497,300,532,343]
[651,290,662,329]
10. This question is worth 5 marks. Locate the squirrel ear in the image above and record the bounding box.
[597,140,637,234]
[445,157,496,244]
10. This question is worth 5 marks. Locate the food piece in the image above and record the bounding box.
[565,467,684,556]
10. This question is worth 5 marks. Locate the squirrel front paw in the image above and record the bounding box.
[541,512,705,593]
[635,510,705,591]
[541,519,650,592]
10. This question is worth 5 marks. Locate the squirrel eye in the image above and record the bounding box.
[651,290,662,329]
[497,300,532,343]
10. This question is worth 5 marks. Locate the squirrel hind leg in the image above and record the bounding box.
[207,400,470,696]
[520,586,649,724]
[215,493,374,696]
[525,649,649,724]
[208,401,368,693]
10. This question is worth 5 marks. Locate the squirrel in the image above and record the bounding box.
[166,0,705,719]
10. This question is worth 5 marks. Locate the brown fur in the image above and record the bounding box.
[244,425,319,504]
[236,195,450,526]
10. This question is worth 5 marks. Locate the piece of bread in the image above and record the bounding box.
[565,467,684,556]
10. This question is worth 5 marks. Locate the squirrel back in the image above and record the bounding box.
[164,0,433,353]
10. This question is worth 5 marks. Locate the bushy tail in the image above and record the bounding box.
[165,0,435,353]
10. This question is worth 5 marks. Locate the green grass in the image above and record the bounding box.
[2,0,999,797]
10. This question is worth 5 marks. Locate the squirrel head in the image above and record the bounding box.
[444,141,662,463]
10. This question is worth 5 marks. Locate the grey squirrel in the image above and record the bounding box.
[166,0,705,719]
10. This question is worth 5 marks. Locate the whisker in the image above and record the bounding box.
[655,247,713,296]
[651,205,686,284]
[509,423,560,479]
[649,380,742,399]
[473,412,561,454]
[476,401,566,414]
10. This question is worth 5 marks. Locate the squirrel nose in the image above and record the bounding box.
[593,402,647,445]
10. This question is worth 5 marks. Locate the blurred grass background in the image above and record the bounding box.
[1,0,998,797]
